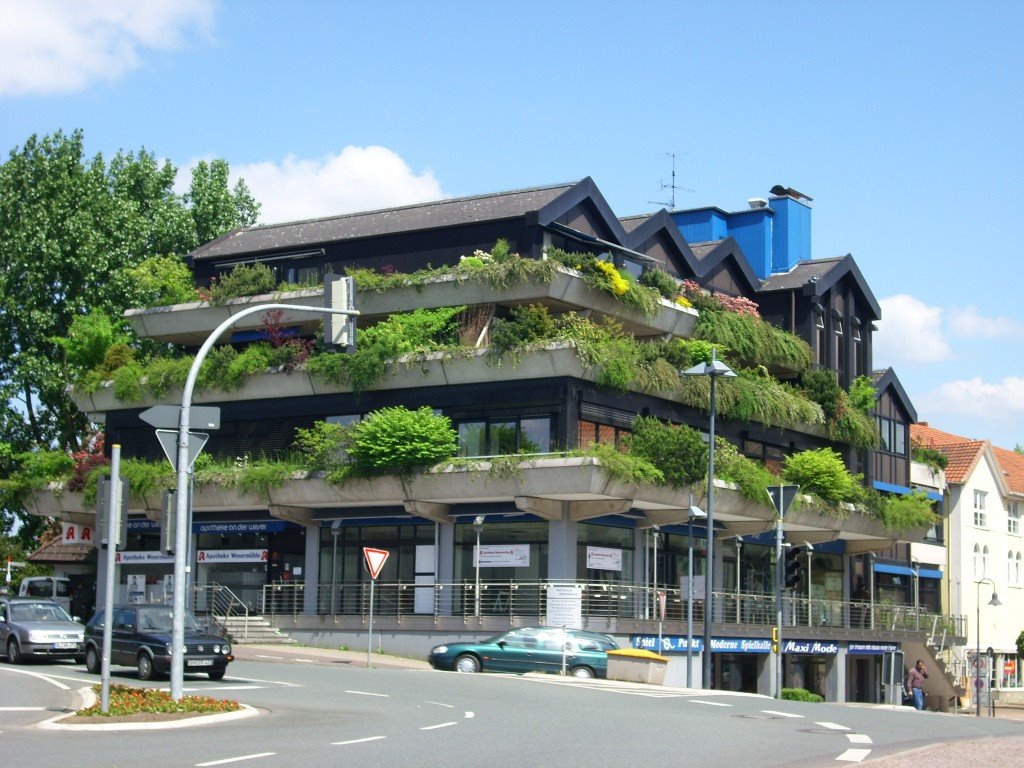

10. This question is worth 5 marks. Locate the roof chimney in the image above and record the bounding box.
[747,197,768,209]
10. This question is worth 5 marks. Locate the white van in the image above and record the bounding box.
[18,577,72,613]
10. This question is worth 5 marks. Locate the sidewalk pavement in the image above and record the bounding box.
[232,642,432,671]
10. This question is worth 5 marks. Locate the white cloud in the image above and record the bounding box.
[231,146,445,224]
[915,377,1024,446]
[946,305,1024,340]
[875,294,952,366]
[0,0,215,96]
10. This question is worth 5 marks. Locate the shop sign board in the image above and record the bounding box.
[115,551,174,564]
[475,544,530,568]
[782,639,839,655]
[61,522,94,544]
[194,521,289,534]
[631,634,705,653]
[196,549,268,563]
[585,546,622,572]
[848,642,899,655]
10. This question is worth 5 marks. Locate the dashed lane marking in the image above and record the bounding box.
[846,734,872,744]
[421,721,457,730]
[761,710,803,718]
[0,707,46,711]
[464,711,474,719]
[816,721,851,731]
[836,748,871,763]
[332,736,387,746]
[425,701,454,708]
[195,752,276,766]
[689,699,732,707]
[345,690,389,697]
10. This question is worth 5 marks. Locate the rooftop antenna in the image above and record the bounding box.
[648,152,693,211]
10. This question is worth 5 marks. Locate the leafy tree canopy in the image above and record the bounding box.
[0,129,259,542]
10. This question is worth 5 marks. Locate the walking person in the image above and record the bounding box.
[906,659,928,710]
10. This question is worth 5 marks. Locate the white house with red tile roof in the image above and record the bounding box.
[911,423,1024,697]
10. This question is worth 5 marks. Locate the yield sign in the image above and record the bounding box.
[363,547,389,580]
[156,429,210,472]
[767,485,800,519]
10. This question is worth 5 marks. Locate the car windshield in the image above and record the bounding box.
[10,602,73,623]
[137,607,203,632]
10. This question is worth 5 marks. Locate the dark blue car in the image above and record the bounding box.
[84,604,233,681]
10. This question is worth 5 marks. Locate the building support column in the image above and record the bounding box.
[303,523,320,616]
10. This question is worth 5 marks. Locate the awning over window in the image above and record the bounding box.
[873,563,915,577]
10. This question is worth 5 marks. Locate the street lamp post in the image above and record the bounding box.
[683,348,736,689]
[975,577,1002,717]
[686,500,707,688]
[473,516,485,617]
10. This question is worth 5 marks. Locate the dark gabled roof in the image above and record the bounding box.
[619,209,700,277]
[618,215,647,233]
[189,180,582,262]
[871,367,918,423]
[759,254,882,320]
[686,238,763,295]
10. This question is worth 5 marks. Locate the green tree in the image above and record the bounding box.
[0,129,260,542]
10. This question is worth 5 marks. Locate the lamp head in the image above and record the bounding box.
[989,593,1002,607]
[688,505,707,520]
[472,515,485,533]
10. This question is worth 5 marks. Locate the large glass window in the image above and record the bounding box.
[974,490,988,528]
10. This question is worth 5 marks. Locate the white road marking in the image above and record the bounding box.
[761,710,803,718]
[425,701,454,708]
[345,690,389,697]
[200,686,266,691]
[816,721,851,731]
[293,659,313,663]
[195,752,276,766]
[332,736,387,746]
[464,711,474,719]
[846,734,872,744]
[690,699,732,707]
[421,721,457,730]
[836,748,872,762]
[209,674,301,688]
[0,707,46,711]
[0,667,71,690]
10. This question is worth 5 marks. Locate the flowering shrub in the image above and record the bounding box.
[67,433,109,492]
[594,260,630,295]
[681,279,760,317]
[76,684,240,717]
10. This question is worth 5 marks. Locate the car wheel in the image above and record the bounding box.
[208,669,226,681]
[569,665,595,679]
[137,652,155,681]
[454,654,480,673]
[85,646,101,674]
[6,638,21,664]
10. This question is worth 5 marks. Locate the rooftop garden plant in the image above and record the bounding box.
[911,444,949,474]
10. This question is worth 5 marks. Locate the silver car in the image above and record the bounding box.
[0,597,85,664]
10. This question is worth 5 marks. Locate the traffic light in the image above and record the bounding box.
[784,546,804,590]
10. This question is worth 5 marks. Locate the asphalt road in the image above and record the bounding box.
[1,652,1022,768]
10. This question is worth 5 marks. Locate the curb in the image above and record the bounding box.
[39,686,260,731]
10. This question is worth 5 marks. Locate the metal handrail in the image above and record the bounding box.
[194,583,250,640]
[258,579,965,636]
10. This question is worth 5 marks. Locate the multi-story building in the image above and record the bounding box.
[911,423,1024,703]
[30,178,960,704]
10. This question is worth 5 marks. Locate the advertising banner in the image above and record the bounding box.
[585,546,623,572]
[475,544,530,568]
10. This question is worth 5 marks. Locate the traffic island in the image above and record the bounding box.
[606,648,668,685]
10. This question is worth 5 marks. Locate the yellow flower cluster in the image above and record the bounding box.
[674,295,693,308]
[595,260,629,295]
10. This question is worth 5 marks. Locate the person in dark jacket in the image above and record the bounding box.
[906,659,928,710]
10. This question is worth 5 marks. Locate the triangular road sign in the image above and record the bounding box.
[156,430,210,472]
[363,547,389,580]
[767,484,800,519]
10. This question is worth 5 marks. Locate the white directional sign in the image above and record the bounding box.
[140,405,221,430]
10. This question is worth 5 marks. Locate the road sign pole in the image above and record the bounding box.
[100,444,122,714]
[168,302,359,701]
[367,578,375,669]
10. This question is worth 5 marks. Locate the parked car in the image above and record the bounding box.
[0,597,85,664]
[83,604,233,681]
[18,576,73,614]
[428,626,618,678]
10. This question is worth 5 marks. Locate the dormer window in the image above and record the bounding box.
[814,308,825,330]
[851,319,862,342]
[833,311,844,336]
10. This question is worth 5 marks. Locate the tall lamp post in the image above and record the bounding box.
[473,516,485,617]
[683,348,736,689]
[974,577,1001,717]
[686,501,707,688]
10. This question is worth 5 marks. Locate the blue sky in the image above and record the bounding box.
[2,0,1023,449]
